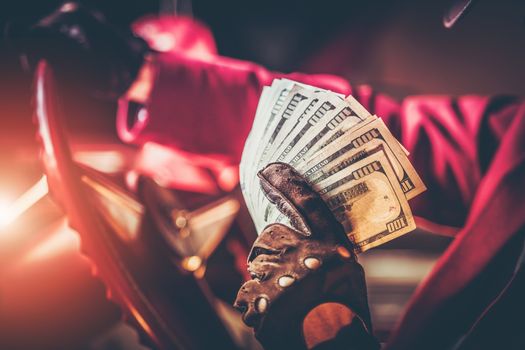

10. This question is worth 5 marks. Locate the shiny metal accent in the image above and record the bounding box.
[278,275,295,288]
[255,297,269,313]
[173,211,188,228]
[304,257,321,270]
[182,255,202,272]
[80,168,144,242]
[336,246,352,259]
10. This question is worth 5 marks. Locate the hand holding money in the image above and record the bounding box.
[235,163,378,350]
[240,79,426,253]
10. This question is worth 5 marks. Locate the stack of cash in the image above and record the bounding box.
[240,79,426,253]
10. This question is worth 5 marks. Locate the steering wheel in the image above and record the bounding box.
[33,60,240,349]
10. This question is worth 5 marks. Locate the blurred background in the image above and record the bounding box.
[1,0,524,349]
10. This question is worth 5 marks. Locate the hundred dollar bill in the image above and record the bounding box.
[240,86,271,219]
[261,117,426,229]
[258,97,370,221]
[300,118,426,200]
[259,88,326,165]
[251,92,326,211]
[282,96,370,168]
[318,151,416,252]
[240,86,272,184]
[242,80,294,221]
[255,93,343,214]
[241,78,426,253]
[304,114,377,160]
[245,80,324,227]
[249,88,324,216]
[284,96,370,167]
[306,114,410,158]
[271,94,343,163]
[260,89,345,171]
[247,86,308,196]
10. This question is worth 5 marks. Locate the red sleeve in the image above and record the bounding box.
[117,51,524,232]
[353,87,524,230]
[117,52,350,164]
[375,94,525,350]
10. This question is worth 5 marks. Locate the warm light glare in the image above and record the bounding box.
[74,151,126,174]
[0,175,48,230]
[129,305,156,344]
[22,218,79,264]
[182,255,203,272]
[36,82,55,157]
[152,33,176,52]
[0,197,13,227]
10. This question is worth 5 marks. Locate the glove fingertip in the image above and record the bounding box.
[258,163,346,240]
[258,163,313,235]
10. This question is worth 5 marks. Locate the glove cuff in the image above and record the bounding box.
[254,256,378,349]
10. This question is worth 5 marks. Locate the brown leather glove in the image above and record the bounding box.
[234,163,379,349]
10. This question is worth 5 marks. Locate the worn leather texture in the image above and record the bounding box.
[235,163,378,349]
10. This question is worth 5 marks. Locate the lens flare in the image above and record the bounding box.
[0,175,48,230]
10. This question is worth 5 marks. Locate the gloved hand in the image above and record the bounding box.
[7,2,148,98]
[234,163,379,349]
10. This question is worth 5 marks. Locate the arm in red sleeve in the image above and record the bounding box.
[122,42,525,350]
[118,48,524,233]
[352,88,525,348]
[354,87,524,230]
[117,52,350,164]
[386,94,525,349]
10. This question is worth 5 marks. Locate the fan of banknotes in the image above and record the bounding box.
[240,79,426,253]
